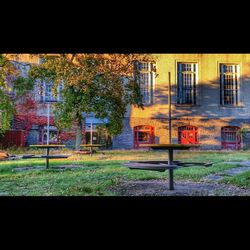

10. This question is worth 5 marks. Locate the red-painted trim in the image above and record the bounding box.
[134,125,155,149]
[178,125,199,145]
[221,126,241,150]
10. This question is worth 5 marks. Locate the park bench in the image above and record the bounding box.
[124,160,213,190]
[22,154,71,169]
[0,145,71,169]
[123,144,214,190]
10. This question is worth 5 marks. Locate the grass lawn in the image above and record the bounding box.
[223,171,250,188]
[1,148,250,196]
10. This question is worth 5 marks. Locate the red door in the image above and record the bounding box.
[134,126,155,149]
[178,126,199,144]
[221,126,241,150]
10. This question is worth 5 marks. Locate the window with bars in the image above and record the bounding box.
[135,62,156,105]
[220,64,239,106]
[177,63,198,105]
[221,126,241,150]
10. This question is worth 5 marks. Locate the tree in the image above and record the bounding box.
[29,54,153,150]
[0,54,34,134]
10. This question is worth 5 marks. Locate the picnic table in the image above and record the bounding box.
[29,144,70,169]
[123,144,213,190]
[80,144,105,156]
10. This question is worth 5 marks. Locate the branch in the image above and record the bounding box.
[70,54,77,62]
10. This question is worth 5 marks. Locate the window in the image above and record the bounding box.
[39,125,59,144]
[220,64,240,106]
[178,126,199,144]
[40,82,63,102]
[135,62,156,105]
[40,83,57,102]
[221,126,241,150]
[134,125,155,149]
[177,63,198,105]
[85,123,111,147]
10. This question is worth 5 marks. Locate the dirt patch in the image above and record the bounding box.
[112,180,250,196]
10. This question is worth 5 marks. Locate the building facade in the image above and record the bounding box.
[2,54,113,148]
[3,54,250,150]
[112,54,250,150]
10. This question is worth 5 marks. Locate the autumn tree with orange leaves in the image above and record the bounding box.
[29,54,153,150]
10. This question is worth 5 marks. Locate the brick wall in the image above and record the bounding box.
[113,117,250,150]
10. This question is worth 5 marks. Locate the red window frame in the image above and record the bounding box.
[134,125,155,149]
[178,125,199,145]
[221,126,241,150]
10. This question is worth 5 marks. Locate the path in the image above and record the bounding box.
[113,161,250,196]
[203,161,250,182]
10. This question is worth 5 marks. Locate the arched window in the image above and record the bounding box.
[134,125,155,149]
[221,126,241,150]
[178,126,199,144]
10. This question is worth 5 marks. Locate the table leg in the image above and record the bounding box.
[169,169,174,190]
[168,149,173,164]
[46,148,50,169]
[168,149,174,190]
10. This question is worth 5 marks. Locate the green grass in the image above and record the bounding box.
[1,149,250,196]
[222,170,250,188]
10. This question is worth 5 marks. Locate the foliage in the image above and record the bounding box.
[12,77,34,97]
[0,91,15,133]
[29,54,153,148]
[0,54,34,134]
[223,169,250,188]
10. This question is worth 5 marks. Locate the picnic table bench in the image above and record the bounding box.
[123,144,213,190]
[29,145,70,169]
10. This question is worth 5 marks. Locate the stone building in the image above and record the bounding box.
[112,54,250,150]
[3,54,250,150]
[2,54,112,148]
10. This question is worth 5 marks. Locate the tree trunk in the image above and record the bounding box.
[75,119,82,150]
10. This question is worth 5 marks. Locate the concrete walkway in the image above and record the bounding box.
[203,161,250,182]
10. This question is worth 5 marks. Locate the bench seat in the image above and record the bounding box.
[123,162,180,172]
[40,155,70,159]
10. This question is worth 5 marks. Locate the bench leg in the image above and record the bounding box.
[46,148,50,169]
[169,169,174,190]
[168,149,174,190]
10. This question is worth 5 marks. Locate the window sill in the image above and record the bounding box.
[219,105,245,108]
[174,104,200,107]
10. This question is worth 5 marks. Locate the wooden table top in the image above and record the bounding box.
[140,144,201,150]
[80,144,104,147]
[29,145,66,148]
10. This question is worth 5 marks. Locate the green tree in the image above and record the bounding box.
[29,54,152,150]
[0,54,34,134]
